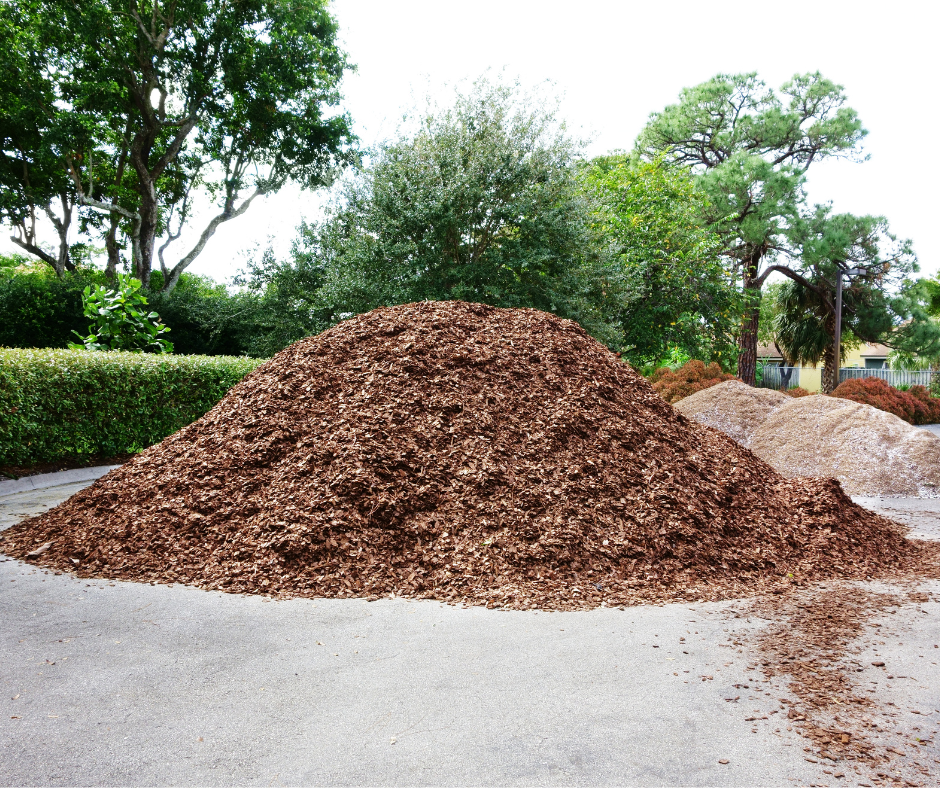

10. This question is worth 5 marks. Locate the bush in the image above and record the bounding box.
[786,387,813,397]
[0,266,107,348]
[0,349,264,465]
[70,275,173,353]
[0,266,282,357]
[831,377,940,425]
[649,359,738,404]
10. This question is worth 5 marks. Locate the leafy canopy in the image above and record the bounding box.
[0,0,356,289]
[636,72,868,382]
[579,154,742,367]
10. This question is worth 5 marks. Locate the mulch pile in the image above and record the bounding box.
[675,380,940,496]
[674,380,790,448]
[0,302,928,609]
[751,396,940,497]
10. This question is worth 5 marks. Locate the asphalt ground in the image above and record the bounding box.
[2,471,940,786]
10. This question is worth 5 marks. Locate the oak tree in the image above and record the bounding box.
[0,0,356,291]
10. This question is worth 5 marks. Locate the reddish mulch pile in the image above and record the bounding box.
[0,301,926,609]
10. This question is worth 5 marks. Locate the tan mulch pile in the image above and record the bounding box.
[673,380,790,448]
[674,380,940,496]
[751,396,940,497]
[0,301,927,609]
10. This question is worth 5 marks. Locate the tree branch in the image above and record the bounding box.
[161,187,264,292]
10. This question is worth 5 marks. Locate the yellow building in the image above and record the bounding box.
[756,342,891,393]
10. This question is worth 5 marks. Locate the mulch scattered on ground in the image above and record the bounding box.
[0,301,929,609]
[745,574,940,787]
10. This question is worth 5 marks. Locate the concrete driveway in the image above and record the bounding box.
[2,470,939,786]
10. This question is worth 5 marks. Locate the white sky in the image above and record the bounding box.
[6,0,939,281]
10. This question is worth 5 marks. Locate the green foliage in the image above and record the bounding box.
[251,78,629,350]
[923,278,940,317]
[1,0,356,287]
[771,278,863,367]
[70,275,173,353]
[0,348,263,465]
[0,263,272,356]
[0,263,108,348]
[636,71,867,382]
[308,78,596,317]
[581,155,743,366]
[766,207,933,391]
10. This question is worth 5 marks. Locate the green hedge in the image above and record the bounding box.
[0,349,265,466]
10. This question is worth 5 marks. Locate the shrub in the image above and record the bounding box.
[0,266,107,348]
[649,359,738,404]
[831,377,940,425]
[786,387,813,398]
[0,349,264,466]
[0,267,281,356]
[69,275,173,353]
[907,385,940,423]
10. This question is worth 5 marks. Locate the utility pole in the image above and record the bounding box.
[833,266,866,389]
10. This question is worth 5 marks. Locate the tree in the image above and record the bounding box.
[579,154,743,367]
[0,3,78,274]
[281,78,621,342]
[636,72,867,384]
[0,0,356,290]
[776,207,931,392]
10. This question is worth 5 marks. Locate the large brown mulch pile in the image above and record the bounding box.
[0,301,927,609]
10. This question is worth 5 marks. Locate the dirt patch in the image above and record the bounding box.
[673,380,790,448]
[746,571,940,786]
[751,396,940,496]
[0,301,926,609]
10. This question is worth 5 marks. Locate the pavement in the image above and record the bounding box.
[2,469,940,786]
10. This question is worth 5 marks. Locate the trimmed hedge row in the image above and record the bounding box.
[0,349,265,466]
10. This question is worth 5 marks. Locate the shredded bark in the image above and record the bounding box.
[0,301,927,609]
[747,570,940,787]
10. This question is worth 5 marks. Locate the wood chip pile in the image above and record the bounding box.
[750,396,940,497]
[674,380,791,448]
[0,302,924,609]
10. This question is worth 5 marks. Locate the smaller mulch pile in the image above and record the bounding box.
[751,396,940,497]
[0,302,930,609]
[677,380,940,497]
[673,380,790,448]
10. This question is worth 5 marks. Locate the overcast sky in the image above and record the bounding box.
[7,0,938,281]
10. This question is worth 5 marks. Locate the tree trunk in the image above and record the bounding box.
[737,296,761,385]
[736,246,766,385]
[821,314,839,394]
[135,179,158,288]
[105,216,121,280]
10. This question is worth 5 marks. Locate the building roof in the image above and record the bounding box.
[859,342,891,358]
